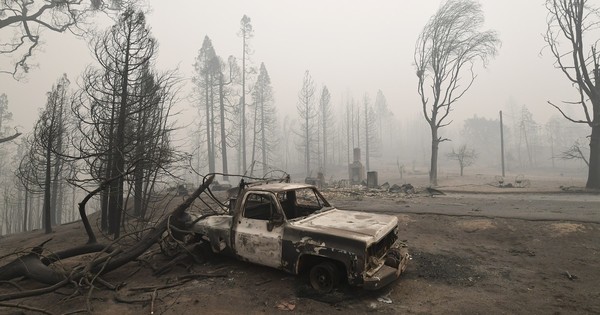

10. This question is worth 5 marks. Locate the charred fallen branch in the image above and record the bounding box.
[0,239,64,285]
[88,175,214,276]
[0,175,215,303]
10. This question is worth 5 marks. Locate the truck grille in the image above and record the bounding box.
[368,228,398,259]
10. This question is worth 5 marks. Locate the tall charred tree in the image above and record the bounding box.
[13,139,31,233]
[374,90,394,151]
[215,55,239,181]
[250,62,277,175]
[517,106,540,168]
[544,0,600,189]
[193,37,238,178]
[192,36,218,175]
[21,76,71,234]
[238,15,254,173]
[297,70,317,176]
[319,86,332,172]
[131,67,178,219]
[75,8,157,238]
[414,0,499,185]
[364,94,378,172]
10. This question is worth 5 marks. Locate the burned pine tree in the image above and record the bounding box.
[192,36,218,175]
[215,55,239,181]
[74,8,167,238]
[250,62,277,176]
[374,90,396,154]
[364,94,379,172]
[238,15,254,173]
[18,76,72,234]
[297,70,317,177]
[130,67,179,219]
[319,86,332,173]
[192,37,240,179]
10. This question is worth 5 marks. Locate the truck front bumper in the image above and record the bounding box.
[363,245,409,290]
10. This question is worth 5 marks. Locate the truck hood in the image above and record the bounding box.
[291,209,398,244]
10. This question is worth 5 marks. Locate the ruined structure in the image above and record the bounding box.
[349,148,365,185]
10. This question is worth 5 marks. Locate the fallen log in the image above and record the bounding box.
[0,240,64,285]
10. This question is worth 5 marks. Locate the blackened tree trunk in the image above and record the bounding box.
[545,0,600,189]
[429,126,439,186]
[43,141,52,234]
[219,73,229,181]
[297,71,316,176]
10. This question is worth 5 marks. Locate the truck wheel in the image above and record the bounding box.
[309,261,339,293]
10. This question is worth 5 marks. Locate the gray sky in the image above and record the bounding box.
[1,0,577,134]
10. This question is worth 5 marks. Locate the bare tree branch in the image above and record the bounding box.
[0,131,21,144]
[544,0,600,189]
[0,0,132,78]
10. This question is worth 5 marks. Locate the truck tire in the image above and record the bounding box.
[309,261,340,293]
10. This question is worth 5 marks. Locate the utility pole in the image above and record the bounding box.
[500,110,505,177]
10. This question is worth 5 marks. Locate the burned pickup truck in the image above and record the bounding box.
[189,181,409,292]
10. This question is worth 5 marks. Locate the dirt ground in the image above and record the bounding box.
[1,174,599,314]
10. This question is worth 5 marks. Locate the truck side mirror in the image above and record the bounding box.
[267,212,284,232]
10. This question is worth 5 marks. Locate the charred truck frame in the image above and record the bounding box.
[190,180,409,292]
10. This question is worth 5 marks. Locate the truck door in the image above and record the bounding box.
[234,192,284,268]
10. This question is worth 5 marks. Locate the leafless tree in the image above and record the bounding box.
[414,0,499,185]
[281,115,296,171]
[319,86,332,172]
[20,75,72,234]
[364,94,378,172]
[446,144,478,176]
[0,0,131,78]
[74,8,163,238]
[374,90,394,152]
[297,70,316,176]
[544,0,600,189]
[192,36,218,175]
[214,55,239,181]
[238,14,254,173]
[193,37,239,180]
[560,139,590,167]
[517,105,540,168]
[545,116,589,168]
[250,62,276,176]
